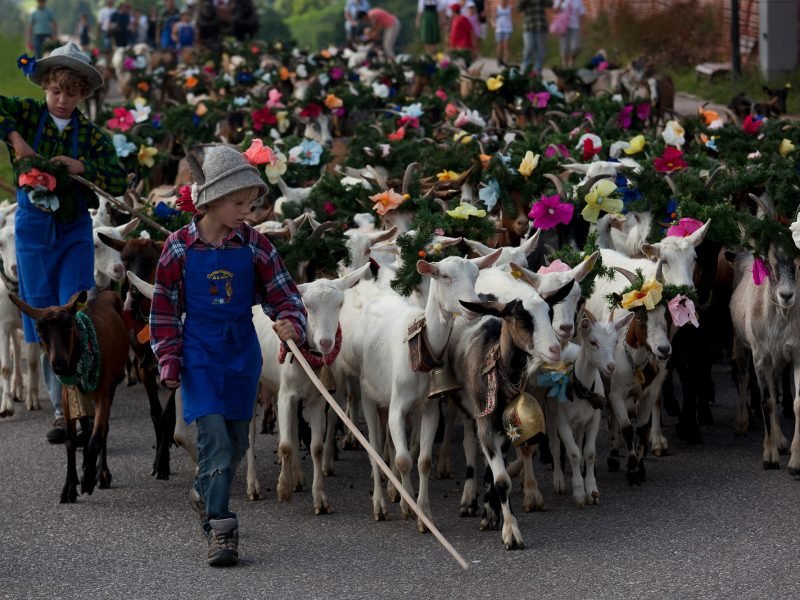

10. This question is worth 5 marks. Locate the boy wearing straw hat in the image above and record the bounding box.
[149,144,306,567]
[0,42,127,443]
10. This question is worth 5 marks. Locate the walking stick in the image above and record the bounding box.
[285,339,470,571]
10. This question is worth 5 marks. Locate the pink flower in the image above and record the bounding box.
[635,103,651,122]
[243,138,276,166]
[618,104,633,129]
[398,115,420,129]
[743,114,764,135]
[124,57,136,71]
[597,61,609,72]
[435,89,448,101]
[668,295,699,328]
[445,103,459,118]
[537,259,571,275]
[528,194,574,230]
[177,185,198,214]
[388,126,406,141]
[527,91,551,109]
[667,218,704,238]
[653,147,688,173]
[18,168,56,191]
[434,227,445,236]
[106,107,135,132]
[329,67,344,81]
[323,201,336,215]
[752,256,769,286]
[266,89,284,108]
[545,143,570,159]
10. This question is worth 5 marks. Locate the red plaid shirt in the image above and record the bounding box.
[150,217,307,383]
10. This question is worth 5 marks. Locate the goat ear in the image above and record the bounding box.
[582,307,597,324]
[686,218,711,247]
[66,290,88,313]
[367,226,397,245]
[335,263,371,290]
[297,282,311,295]
[641,243,660,261]
[459,299,505,317]
[8,293,46,321]
[613,311,635,332]
[126,271,154,300]
[510,262,542,289]
[519,228,541,255]
[540,280,574,306]
[570,251,599,283]
[97,231,126,252]
[438,236,463,249]
[417,260,439,277]
[464,238,493,257]
[117,217,141,238]
[470,248,502,270]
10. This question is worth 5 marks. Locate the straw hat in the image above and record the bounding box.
[28,42,104,93]
[193,145,268,209]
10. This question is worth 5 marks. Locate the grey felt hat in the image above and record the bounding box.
[194,145,268,209]
[28,42,104,93]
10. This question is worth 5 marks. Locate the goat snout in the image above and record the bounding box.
[10,264,17,278]
[779,290,795,304]
[51,358,69,375]
[606,362,615,374]
[656,344,671,359]
[558,324,573,337]
[547,344,561,358]
[319,338,334,354]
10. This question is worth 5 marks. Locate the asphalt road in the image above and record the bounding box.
[1,361,799,600]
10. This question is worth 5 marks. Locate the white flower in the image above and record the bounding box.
[609,141,630,159]
[130,97,151,123]
[612,93,624,104]
[233,96,249,107]
[454,109,486,128]
[372,83,389,98]
[341,176,371,189]
[576,133,603,154]
[708,118,723,130]
[264,152,288,184]
[296,64,308,79]
[791,212,800,250]
[401,103,424,119]
[230,56,246,68]
[379,143,391,157]
[662,120,685,148]
[318,72,330,87]
[134,55,148,70]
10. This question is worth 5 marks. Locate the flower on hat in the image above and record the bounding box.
[18,168,56,191]
[276,111,290,133]
[264,151,287,184]
[698,106,723,129]
[582,179,623,223]
[544,143,570,159]
[435,89,448,101]
[527,91,551,109]
[177,185,198,214]
[137,145,158,168]
[479,153,492,170]
[528,194,574,230]
[486,75,504,91]
[668,295,699,328]
[518,151,539,177]
[370,188,406,215]
[288,139,322,166]
[653,147,688,173]
[625,134,646,155]
[322,94,342,111]
[372,82,390,98]
[620,279,663,310]
[400,103,424,119]
[16,54,36,76]
[244,138,276,166]
[437,170,460,182]
[635,103,651,122]
[662,120,685,148]
[194,102,208,117]
[445,103,459,119]
[112,134,136,158]
[779,139,795,157]
[447,203,486,220]
[667,218,704,238]
[299,103,323,119]
[618,104,634,129]
[106,107,135,132]
[752,256,769,286]
[537,259,571,275]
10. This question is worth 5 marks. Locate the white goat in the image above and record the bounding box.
[93,218,140,288]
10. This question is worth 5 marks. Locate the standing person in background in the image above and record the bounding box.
[464,1,483,52]
[147,7,158,47]
[75,14,91,51]
[491,0,512,66]
[97,0,116,56]
[111,2,131,49]
[358,8,400,62]
[448,3,475,57]
[133,8,149,44]
[416,0,444,55]
[518,0,551,75]
[172,10,196,51]
[159,0,181,50]
[28,0,58,58]
[553,0,584,68]
[344,0,370,45]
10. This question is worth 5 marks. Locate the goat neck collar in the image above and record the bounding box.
[56,311,101,394]
[572,357,605,409]
[476,341,525,418]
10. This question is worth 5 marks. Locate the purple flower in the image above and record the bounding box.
[618,105,633,129]
[527,91,551,109]
[752,257,769,286]
[330,66,343,80]
[124,57,136,71]
[636,103,651,122]
[545,143,570,159]
[528,194,574,230]
[16,54,36,76]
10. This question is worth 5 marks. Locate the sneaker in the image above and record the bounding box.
[189,487,207,521]
[207,518,239,567]
[46,417,66,444]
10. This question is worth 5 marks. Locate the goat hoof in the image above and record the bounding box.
[60,486,77,504]
[97,471,112,489]
[787,466,800,477]
[652,447,668,457]
[779,446,790,456]
[315,503,332,516]
[504,540,524,551]
[589,491,600,505]
[763,460,780,470]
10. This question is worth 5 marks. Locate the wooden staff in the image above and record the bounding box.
[71,174,172,237]
[285,339,470,571]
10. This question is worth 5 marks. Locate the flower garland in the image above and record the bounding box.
[15,157,92,223]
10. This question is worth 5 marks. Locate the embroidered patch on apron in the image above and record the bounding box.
[207,269,235,305]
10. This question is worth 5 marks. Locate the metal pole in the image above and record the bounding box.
[731,0,741,77]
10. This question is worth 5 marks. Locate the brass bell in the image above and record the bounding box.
[428,366,461,398]
[317,364,337,393]
[502,392,546,447]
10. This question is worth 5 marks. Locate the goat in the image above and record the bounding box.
[93,218,140,289]
[448,283,572,549]
[730,245,800,471]
[10,290,128,502]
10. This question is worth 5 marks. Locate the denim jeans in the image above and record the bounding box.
[195,414,250,534]
[40,351,62,419]
[521,30,548,74]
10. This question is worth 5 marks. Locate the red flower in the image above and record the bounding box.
[323,201,336,215]
[19,168,56,191]
[653,147,688,173]
[300,103,323,118]
[177,185,198,214]
[243,138,276,165]
[582,138,600,161]
[388,126,406,141]
[398,115,419,129]
[743,114,764,135]
[251,106,277,132]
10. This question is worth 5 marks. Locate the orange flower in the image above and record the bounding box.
[320,49,332,59]
[699,107,720,126]
[243,138,276,166]
[279,67,290,81]
[19,168,57,191]
[445,103,459,118]
[370,188,406,215]
[185,75,199,89]
[324,94,343,110]
[388,126,406,141]
[137,81,150,92]
[479,154,491,169]
[418,250,427,258]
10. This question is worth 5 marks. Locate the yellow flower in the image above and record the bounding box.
[581,179,623,223]
[461,134,474,145]
[624,134,646,155]
[446,203,486,220]
[324,94,343,110]
[487,75,504,91]
[437,170,460,182]
[620,279,664,311]
[370,188,406,215]
[276,111,290,133]
[779,138,795,157]
[518,151,540,177]
[453,130,468,142]
[137,145,158,168]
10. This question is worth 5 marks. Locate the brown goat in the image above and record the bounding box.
[10,290,128,503]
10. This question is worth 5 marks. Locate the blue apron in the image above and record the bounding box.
[16,109,94,343]
[181,245,262,424]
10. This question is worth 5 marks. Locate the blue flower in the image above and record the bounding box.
[192,114,201,126]
[289,139,323,166]
[542,81,564,99]
[615,173,628,188]
[154,202,181,219]
[233,96,249,107]
[16,54,36,76]
[400,103,424,119]
[479,179,501,211]
[236,71,255,84]
[113,134,136,158]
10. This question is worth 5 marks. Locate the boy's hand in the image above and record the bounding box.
[273,319,300,342]
[50,156,85,175]
[9,133,35,160]
[162,379,180,389]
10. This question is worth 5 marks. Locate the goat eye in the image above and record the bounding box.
[590,340,598,347]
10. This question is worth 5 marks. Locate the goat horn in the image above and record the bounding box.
[311,221,336,239]
[664,174,677,194]
[705,165,727,188]
[749,193,774,217]
[655,259,665,283]
[582,174,615,192]
[543,172,566,199]
[614,266,639,285]
[722,107,739,126]
[545,110,569,120]
[264,227,291,239]
[402,162,419,196]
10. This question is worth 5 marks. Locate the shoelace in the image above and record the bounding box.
[210,531,237,551]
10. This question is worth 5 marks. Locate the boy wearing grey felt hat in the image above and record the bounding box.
[149,144,307,567]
